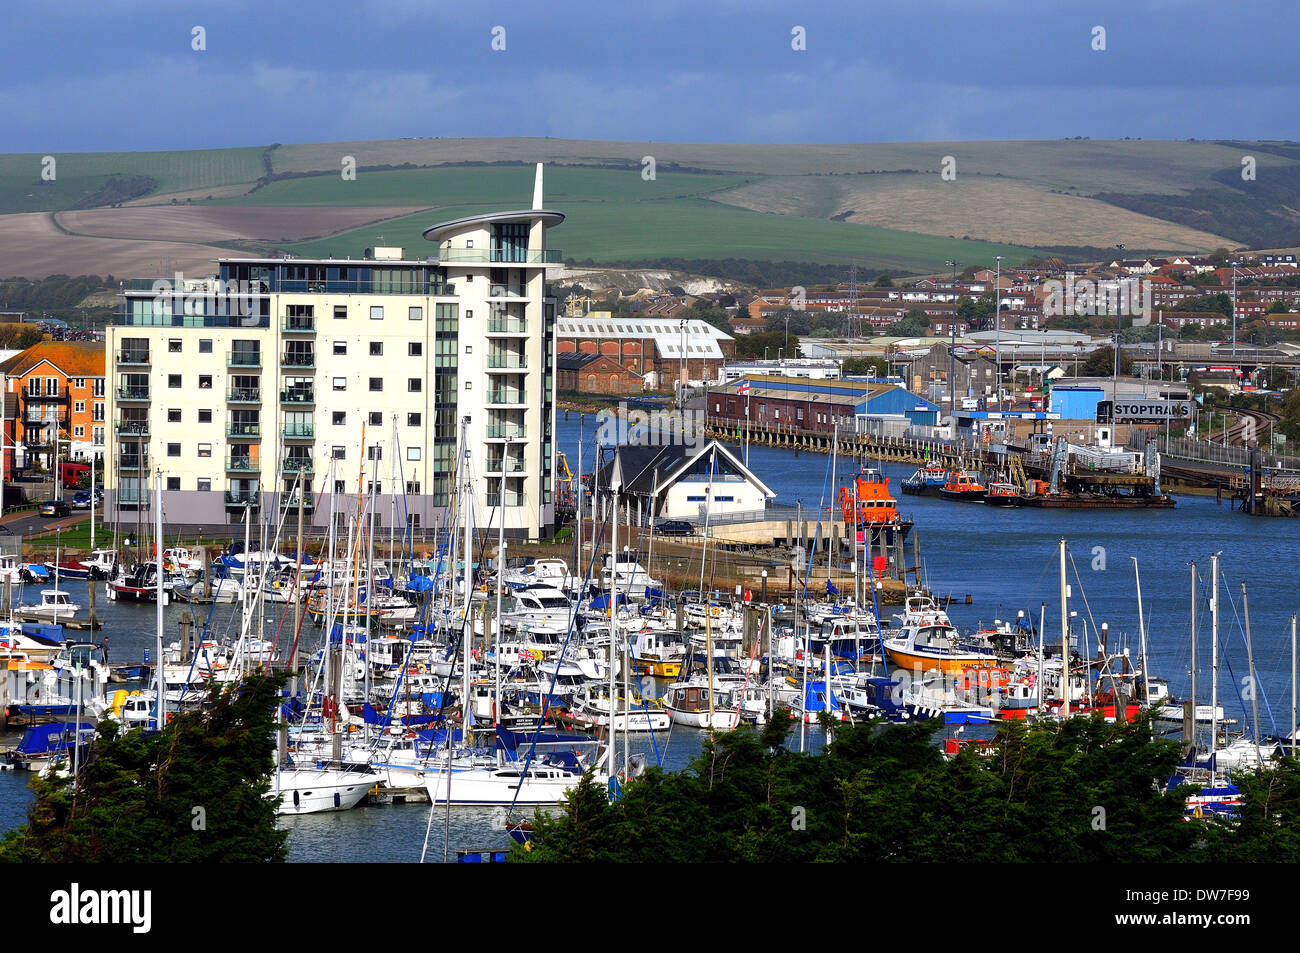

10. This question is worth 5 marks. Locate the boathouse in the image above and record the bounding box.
[594,439,776,522]
[707,375,941,436]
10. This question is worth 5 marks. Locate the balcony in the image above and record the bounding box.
[116,490,152,509]
[119,453,149,471]
[226,422,261,439]
[115,421,150,438]
[224,490,261,507]
[487,354,528,370]
[487,316,528,334]
[227,351,262,368]
[281,457,314,475]
[487,283,528,299]
[281,350,316,369]
[25,411,69,426]
[486,456,526,474]
[486,494,526,508]
[280,388,315,405]
[23,388,66,403]
[227,386,261,403]
[279,494,316,512]
[116,386,150,401]
[281,314,316,333]
[485,423,527,440]
[486,390,527,406]
[116,349,150,366]
[282,424,315,441]
[438,248,563,265]
[226,455,260,473]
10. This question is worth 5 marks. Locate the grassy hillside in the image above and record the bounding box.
[2,137,1296,280]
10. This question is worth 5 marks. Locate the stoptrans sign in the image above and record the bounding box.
[1102,400,1194,422]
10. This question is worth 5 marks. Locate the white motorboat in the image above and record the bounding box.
[271,762,376,814]
[16,588,82,622]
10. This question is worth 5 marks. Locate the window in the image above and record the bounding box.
[73,425,84,438]
[464,345,472,354]
[167,443,181,457]
[46,378,58,396]
[332,412,345,425]
[197,479,211,492]
[74,401,85,414]
[26,379,37,397]
[409,342,422,357]
[167,409,181,423]
[333,340,347,355]
[464,381,472,390]
[409,306,423,321]
[167,477,181,491]
[334,305,347,320]
[74,378,85,389]
[406,481,421,495]
[369,412,382,426]
[334,480,345,493]
[198,409,212,423]
[93,379,105,397]
[167,374,181,388]
[199,375,212,389]
[369,378,382,392]
[465,310,473,319]
[168,339,182,353]
[370,306,384,321]
[408,378,422,392]
[198,443,212,458]
[93,402,104,421]
[370,342,383,356]
[407,447,421,461]
[332,446,346,460]
[407,413,421,427]
[332,377,346,391]
[367,445,382,461]
[199,339,213,354]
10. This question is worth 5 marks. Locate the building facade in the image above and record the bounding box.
[0,341,106,470]
[555,312,734,389]
[106,175,563,538]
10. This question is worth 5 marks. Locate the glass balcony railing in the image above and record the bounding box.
[281,351,316,368]
[227,386,261,403]
[485,424,526,440]
[281,314,316,332]
[487,456,526,473]
[227,351,262,368]
[116,349,150,365]
[438,248,562,265]
[115,421,150,437]
[119,454,149,470]
[226,422,261,438]
[487,354,528,370]
[487,283,528,298]
[116,386,150,401]
[281,457,314,474]
[280,389,315,404]
[224,490,261,506]
[282,425,314,440]
[486,391,527,405]
[487,316,528,333]
[225,456,260,472]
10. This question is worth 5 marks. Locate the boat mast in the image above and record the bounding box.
[1058,538,1067,714]
[1132,558,1149,710]
[1292,614,1297,755]
[1037,601,1046,717]
[155,469,165,726]
[1242,582,1261,764]
[829,426,837,576]
[1188,562,1197,746]
[607,448,619,776]
[1210,552,1220,778]
[460,417,473,747]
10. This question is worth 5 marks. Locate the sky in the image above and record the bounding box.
[2,0,1298,153]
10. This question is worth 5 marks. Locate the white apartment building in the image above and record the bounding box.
[105,168,564,539]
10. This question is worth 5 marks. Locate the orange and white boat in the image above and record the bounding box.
[838,467,904,527]
[883,618,998,675]
[938,470,988,502]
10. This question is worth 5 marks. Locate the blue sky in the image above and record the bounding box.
[3,0,1297,152]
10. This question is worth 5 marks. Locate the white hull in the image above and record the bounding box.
[422,763,597,806]
[271,766,374,814]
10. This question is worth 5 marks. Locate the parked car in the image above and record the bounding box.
[71,491,92,509]
[654,519,695,537]
[39,500,71,517]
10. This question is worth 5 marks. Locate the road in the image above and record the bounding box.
[0,507,94,540]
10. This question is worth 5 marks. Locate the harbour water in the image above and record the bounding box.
[2,413,1296,861]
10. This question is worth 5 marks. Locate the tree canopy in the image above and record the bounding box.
[0,673,289,863]
[512,713,1300,863]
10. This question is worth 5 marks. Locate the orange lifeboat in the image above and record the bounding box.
[838,467,902,528]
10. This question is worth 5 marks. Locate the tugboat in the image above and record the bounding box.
[901,464,947,496]
[939,469,988,502]
[985,481,1024,506]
